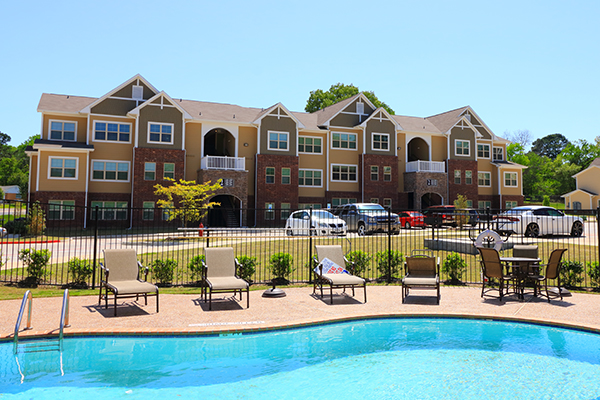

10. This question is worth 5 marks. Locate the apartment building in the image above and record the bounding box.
[27,74,525,227]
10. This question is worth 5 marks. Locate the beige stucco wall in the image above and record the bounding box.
[239,126,257,194]
[449,127,475,161]
[36,150,87,192]
[184,122,203,181]
[576,167,600,194]
[42,114,88,142]
[500,168,522,196]
[431,136,447,161]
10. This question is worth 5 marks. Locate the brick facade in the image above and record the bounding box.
[403,171,448,210]
[255,154,299,224]
[448,159,478,206]
[31,191,86,228]
[360,154,399,208]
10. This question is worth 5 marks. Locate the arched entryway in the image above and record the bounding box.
[207,194,242,227]
[421,193,442,210]
[204,128,235,157]
[407,137,429,162]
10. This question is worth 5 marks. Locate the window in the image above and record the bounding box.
[455,140,470,156]
[299,169,322,187]
[466,200,473,208]
[331,164,357,182]
[384,166,392,182]
[332,132,357,149]
[504,172,518,187]
[163,163,175,179]
[144,162,156,180]
[371,166,379,181]
[331,198,357,207]
[383,198,392,208]
[299,203,322,209]
[90,201,127,221]
[370,198,379,204]
[298,137,322,153]
[94,122,131,142]
[132,85,144,100]
[49,157,77,179]
[478,172,491,186]
[493,147,504,161]
[356,102,365,114]
[372,133,389,151]
[477,144,490,158]
[465,170,473,185]
[478,201,491,210]
[268,131,288,150]
[281,203,291,220]
[48,200,75,220]
[265,203,275,220]
[281,168,290,184]
[505,201,518,209]
[49,121,76,141]
[148,123,173,144]
[92,161,129,181]
[454,170,461,184]
[143,202,155,221]
[266,167,275,184]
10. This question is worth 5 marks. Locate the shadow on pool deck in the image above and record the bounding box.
[1,286,599,339]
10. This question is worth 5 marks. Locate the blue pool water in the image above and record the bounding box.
[2,318,600,399]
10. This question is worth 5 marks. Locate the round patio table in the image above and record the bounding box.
[500,257,542,300]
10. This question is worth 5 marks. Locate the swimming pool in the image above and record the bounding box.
[2,318,600,399]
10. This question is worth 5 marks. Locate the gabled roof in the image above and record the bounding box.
[178,99,263,124]
[128,91,192,120]
[392,115,441,134]
[80,74,159,114]
[492,160,527,169]
[313,93,376,127]
[562,188,598,197]
[573,160,600,178]
[426,106,469,133]
[37,93,96,114]
[252,103,306,129]
[359,107,402,130]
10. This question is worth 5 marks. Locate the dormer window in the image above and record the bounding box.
[49,121,76,141]
[132,85,144,100]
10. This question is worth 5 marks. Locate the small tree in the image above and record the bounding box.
[154,178,222,226]
[236,255,257,283]
[542,195,551,206]
[68,257,93,287]
[376,250,404,281]
[269,252,294,283]
[28,201,46,236]
[151,259,177,286]
[346,250,372,276]
[187,255,205,281]
[19,248,51,284]
[453,194,469,228]
[560,260,584,287]
[442,252,467,283]
[587,261,600,288]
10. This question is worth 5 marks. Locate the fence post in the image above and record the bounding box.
[91,205,99,290]
[597,207,600,265]
[387,207,392,284]
[309,206,313,282]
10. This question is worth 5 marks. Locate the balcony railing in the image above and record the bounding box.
[406,160,445,173]
[201,155,245,171]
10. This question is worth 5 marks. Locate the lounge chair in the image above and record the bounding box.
[99,249,159,316]
[477,247,514,301]
[402,250,440,304]
[531,248,567,302]
[201,247,249,310]
[313,245,366,304]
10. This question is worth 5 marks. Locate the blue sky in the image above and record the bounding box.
[1,0,598,148]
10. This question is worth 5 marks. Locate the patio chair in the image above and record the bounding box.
[531,248,567,302]
[201,247,249,310]
[477,247,514,301]
[313,245,366,304]
[513,244,541,295]
[99,249,159,316]
[402,250,440,304]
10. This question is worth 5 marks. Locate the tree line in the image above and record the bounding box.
[0,132,37,199]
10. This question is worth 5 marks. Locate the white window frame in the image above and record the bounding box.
[465,170,473,185]
[298,169,323,187]
[145,162,156,181]
[371,166,379,181]
[331,198,357,207]
[478,200,492,210]
[148,122,174,144]
[493,146,504,161]
[331,164,358,182]
[454,170,461,184]
[331,132,357,151]
[91,160,130,182]
[266,167,275,184]
[298,136,322,154]
[48,200,75,220]
[505,201,518,209]
[504,172,518,187]
[281,167,291,185]
[371,133,390,151]
[455,140,470,157]
[163,163,175,179]
[49,120,77,141]
[383,166,392,182]
[477,143,490,158]
[143,201,155,221]
[90,201,128,221]
[267,130,289,151]
[48,156,78,180]
[92,121,132,143]
[478,171,491,187]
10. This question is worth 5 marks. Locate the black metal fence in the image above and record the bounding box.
[1,200,599,290]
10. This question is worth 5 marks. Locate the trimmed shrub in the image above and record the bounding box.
[442,252,467,283]
[187,255,205,281]
[236,255,257,283]
[68,257,93,286]
[376,250,404,280]
[560,260,584,287]
[18,248,51,283]
[151,259,177,285]
[588,261,600,288]
[346,250,371,276]
[269,252,294,280]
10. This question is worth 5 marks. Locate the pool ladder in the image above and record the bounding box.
[13,289,70,354]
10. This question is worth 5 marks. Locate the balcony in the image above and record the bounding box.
[406,160,445,173]
[201,155,245,171]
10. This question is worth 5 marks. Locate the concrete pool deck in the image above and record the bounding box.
[1,285,599,339]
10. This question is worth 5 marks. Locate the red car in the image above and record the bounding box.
[398,211,426,229]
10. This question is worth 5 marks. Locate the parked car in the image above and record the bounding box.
[0,226,6,238]
[285,210,347,236]
[422,205,479,227]
[494,206,584,237]
[333,203,400,235]
[398,211,426,229]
